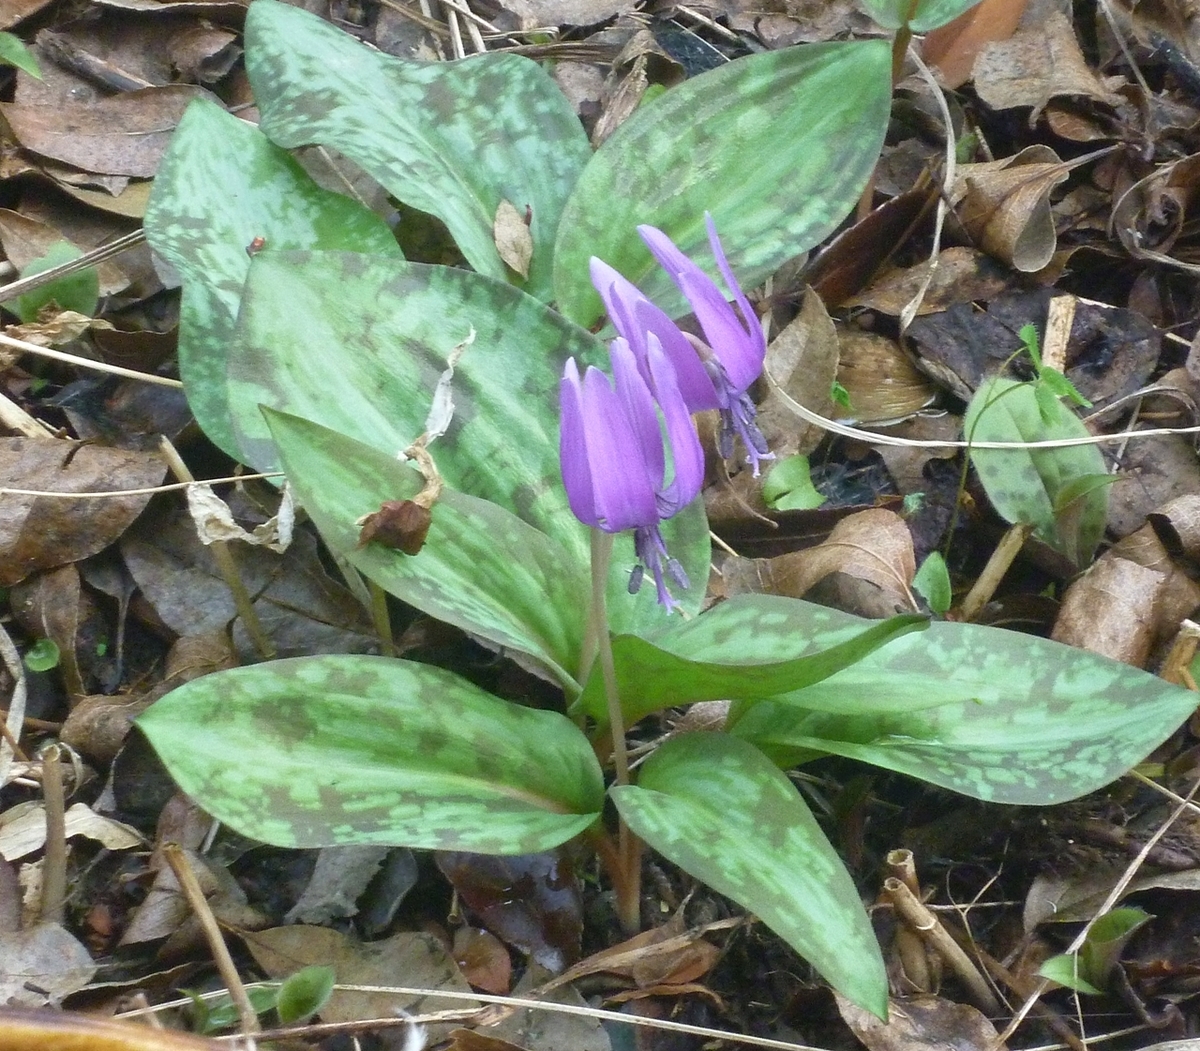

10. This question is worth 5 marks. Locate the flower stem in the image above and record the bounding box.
[589,529,641,933]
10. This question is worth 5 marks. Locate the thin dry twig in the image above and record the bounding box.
[0,331,184,388]
[39,743,68,925]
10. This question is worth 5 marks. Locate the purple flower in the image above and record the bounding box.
[637,214,772,476]
[560,335,704,611]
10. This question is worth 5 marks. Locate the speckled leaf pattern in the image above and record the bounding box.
[612,734,887,1016]
[858,0,985,31]
[965,378,1107,565]
[137,655,605,853]
[265,410,585,687]
[553,40,892,327]
[142,98,401,458]
[232,251,711,633]
[731,619,1197,805]
[571,594,927,725]
[245,0,589,302]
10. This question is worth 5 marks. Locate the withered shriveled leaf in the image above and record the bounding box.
[951,146,1069,272]
[493,200,532,280]
[1052,556,1165,667]
[0,924,96,1006]
[0,85,209,177]
[723,508,918,610]
[0,1009,227,1051]
[852,247,1011,317]
[972,11,1122,116]
[1111,154,1200,266]
[837,993,1005,1051]
[452,926,512,996]
[922,0,1029,89]
[243,926,479,1038]
[436,849,582,973]
[0,439,165,587]
[758,287,839,458]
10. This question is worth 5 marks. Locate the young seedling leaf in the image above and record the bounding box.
[731,617,1197,805]
[858,0,986,32]
[1037,955,1104,995]
[612,733,888,1017]
[554,40,891,326]
[234,250,710,632]
[762,455,826,511]
[137,656,605,853]
[264,410,585,688]
[0,32,41,79]
[572,595,927,725]
[23,638,60,673]
[8,242,98,323]
[275,964,336,1024]
[143,97,401,458]
[245,0,589,302]
[965,377,1108,566]
[913,551,952,614]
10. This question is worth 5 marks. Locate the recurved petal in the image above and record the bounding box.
[559,358,599,527]
[630,299,720,412]
[644,334,705,516]
[580,359,660,533]
[611,337,666,487]
[638,224,696,280]
[677,269,762,393]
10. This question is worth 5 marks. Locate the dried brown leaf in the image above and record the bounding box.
[493,200,532,281]
[1052,555,1164,666]
[922,0,1030,88]
[837,992,1005,1051]
[0,440,165,587]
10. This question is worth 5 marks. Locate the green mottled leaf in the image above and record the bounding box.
[7,242,98,322]
[137,655,604,853]
[232,250,710,632]
[554,40,891,326]
[965,378,1108,566]
[0,32,41,79]
[572,595,926,725]
[858,0,983,32]
[613,733,887,1016]
[265,410,585,687]
[731,619,1197,805]
[245,0,589,302]
[143,97,401,458]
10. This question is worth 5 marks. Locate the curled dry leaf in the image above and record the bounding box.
[0,801,143,861]
[757,287,838,457]
[972,11,1122,117]
[1111,154,1200,267]
[1110,523,1200,633]
[1052,555,1165,667]
[722,508,918,611]
[922,0,1029,89]
[836,992,1006,1051]
[852,247,1012,318]
[835,331,938,426]
[951,145,1070,272]
[1149,494,1200,559]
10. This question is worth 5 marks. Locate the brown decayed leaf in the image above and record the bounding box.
[1107,434,1200,538]
[835,331,938,426]
[758,287,838,458]
[922,0,1029,89]
[493,200,532,280]
[952,146,1070,272]
[453,926,512,995]
[722,508,918,611]
[1111,153,1200,266]
[1109,524,1200,642]
[0,439,165,587]
[837,992,1006,1051]
[1052,555,1164,667]
[806,185,936,308]
[0,1007,225,1051]
[494,0,637,29]
[0,209,130,294]
[10,564,86,698]
[0,85,210,177]
[445,1029,531,1051]
[1149,494,1200,559]
[243,925,479,1039]
[852,247,1012,317]
[972,11,1123,117]
[0,925,97,1007]
[436,850,582,973]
